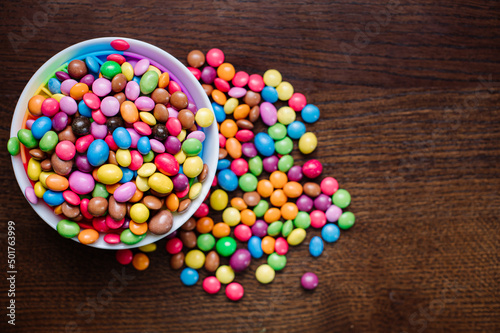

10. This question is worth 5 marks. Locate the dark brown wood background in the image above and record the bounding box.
[0,0,499,332]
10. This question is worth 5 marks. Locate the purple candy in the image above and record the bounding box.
[135,96,155,111]
[187,102,197,113]
[25,186,38,204]
[56,71,71,81]
[125,81,140,101]
[52,112,68,132]
[301,272,318,290]
[228,87,247,98]
[80,74,95,86]
[165,230,178,239]
[60,79,78,95]
[92,78,112,97]
[263,155,279,173]
[186,130,205,142]
[122,218,131,230]
[90,122,107,139]
[150,139,166,153]
[26,119,35,130]
[126,128,140,148]
[75,154,93,173]
[229,249,252,272]
[260,102,278,126]
[287,165,303,182]
[172,173,189,192]
[296,194,314,212]
[325,205,342,222]
[100,96,120,117]
[164,136,181,154]
[59,96,78,115]
[241,143,258,158]
[201,66,217,84]
[314,194,332,212]
[251,220,268,238]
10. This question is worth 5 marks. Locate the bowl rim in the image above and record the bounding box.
[10,37,218,250]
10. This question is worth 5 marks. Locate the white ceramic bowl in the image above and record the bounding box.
[10,37,218,249]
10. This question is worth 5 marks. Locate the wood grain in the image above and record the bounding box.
[0,0,499,332]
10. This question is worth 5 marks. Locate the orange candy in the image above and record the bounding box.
[212,89,227,105]
[217,63,236,81]
[220,119,238,138]
[158,72,170,88]
[132,253,150,271]
[283,181,303,198]
[269,171,288,189]
[270,189,287,207]
[233,104,250,120]
[28,95,45,116]
[196,217,214,234]
[212,222,231,238]
[225,138,242,159]
[281,202,299,220]
[240,209,256,226]
[120,101,139,123]
[261,236,276,255]
[264,207,281,223]
[92,168,100,182]
[129,220,148,235]
[257,179,274,198]
[230,197,247,211]
[53,204,63,215]
[166,193,180,211]
[128,185,144,203]
[69,83,89,100]
[78,229,99,244]
[45,174,69,191]
[106,183,121,194]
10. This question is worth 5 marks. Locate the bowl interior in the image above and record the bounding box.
[10,37,218,249]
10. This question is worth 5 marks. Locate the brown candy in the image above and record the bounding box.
[111,74,127,92]
[67,59,88,80]
[303,182,321,198]
[187,50,205,68]
[219,148,227,160]
[72,214,83,222]
[198,164,209,182]
[181,217,196,231]
[179,230,197,248]
[204,251,220,273]
[170,91,188,110]
[249,106,260,122]
[244,91,261,107]
[87,197,108,217]
[178,198,191,213]
[236,119,254,130]
[243,191,261,207]
[151,88,170,105]
[170,252,185,270]
[149,189,169,198]
[114,92,126,105]
[177,109,195,129]
[61,202,80,218]
[108,196,126,221]
[108,151,118,165]
[142,196,162,210]
[51,154,73,176]
[29,149,47,160]
[58,126,76,143]
[202,84,213,96]
[153,104,169,123]
[148,210,173,235]
[41,159,52,171]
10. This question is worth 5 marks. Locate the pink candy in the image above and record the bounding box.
[135,96,155,111]
[321,177,339,196]
[63,190,81,206]
[310,210,327,229]
[41,98,60,117]
[203,276,221,294]
[155,153,179,176]
[83,92,101,110]
[302,159,323,179]
[325,205,342,222]
[105,215,125,229]
[275,237,289,255]
[248,74,264,92]
[55,140,76,161]
[92,78,112,97]
[288,92,307,111]
[104,233,121,244]
[234,224,252,242]
[134,58,150,76]
[59,96,78,115]
[113,182,137,203]
[25,186,37,204]
[100,96,120,116]
[232,71,249,87]
[125,81,140,101]
[69,171,95,195]
[206,48,224,67]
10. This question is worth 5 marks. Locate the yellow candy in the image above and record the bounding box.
[222,207,241,227]
[277,106,296,125]
[189,182,202,200]
[115,149,131,167]
[96,164,123,185]
[121,62,134,81]
[148,172,173,193]
[174,150,186,164]
[298,132,318,154]
[39,171,55,188]
[183,156,203,178]
[147,65,162,77]
[34,182,46,198]
[129,203,149,223]
[287,228,306,246]
[27,158,42,181]
[255,264,275,284]
[177,129,187,142]
[276,81,294,101]
[224,98,239,115]
[185,249,206,269]
[263,69,282,87]
[210,189,228,211]
[139,243,157,252]
[139,112,157,126]
[137,163,156,177]
[195,108,214,127]
[215,265,235,284]
[51,93,65,102]
[135,175,150,192]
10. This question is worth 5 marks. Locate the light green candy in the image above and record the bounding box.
[267,221,283,237]
[267,253,287,271]
[57,219,80,238]
[7,137,20,156]
[17,129,38,149]
[282,220,294,237]
[140,70,159,94]
[278,155,294,172]
[182,138,202,156]
[143,150,155,162]
[120,229,146,245]
[253,200,269,218]
[268,123,287,140]
[248,156,263,176]
[39,131,58,152]
[293,211,311,229]
[333,189,351,209]
[275,136,293,155]
[238,173,258,192]
[92,183,109,198]
[338,212,355,230]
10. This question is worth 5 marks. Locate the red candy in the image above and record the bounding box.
[206,48,225,67]
[92,217,110,232]
[234,129,254,142]
[188,67,201,80]
[288,92,307,111]
[63,190,81,206]
[166,237,183,254]
[232,71,249,87]
[194,203,209,218]
[116,249,133,265]
[219,134,226,148]
[105,215,125,229]
[133,122,152,136]
[41,98,60,117]
[320,177,339,196]
[214,78,230,92]
[302,159,323,179]
[166,117,182,136]
[275,237,289,255]
[104,233,121,244]
[91,109,107,125]
[155,153,180,176]
[203,276,221,294]
[80,198,93,220]
[107,54,126,65]
[110,39,130,51]
[83,92,101,110]
[168,80,182,94]
[248,74,264,92]
[104,134,119,151]
[225,282,244,301]
[310,210,327,229]
[128,150,144,170]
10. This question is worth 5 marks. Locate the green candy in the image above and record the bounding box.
[17,129,38,149]
[293,211,311,229]
[267,253,287,271]
[56,219,80,238]
[7,137,20,156]
[140,70,159,94]
[100,61,122,79]
[143,150,155,162]
[182,138,202,156]
[120,229,146,245]
[282,220,294,237]
[275,136,293,155]
[248,156,263,176]
[238,173,258,192]
[215,236,237,257]
[333,189,351,209]
[92,183,109,198]
[278,155,294,172]
[268,123,287,140]
[338,212,355,230]
[253,200,269,218]
[39,131,58,152]
[267,221,283,237]
[197,233,216,252]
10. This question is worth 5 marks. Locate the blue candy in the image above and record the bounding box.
[48,78,61,94]
[119,167,134,183]
[180,268,199,286]
[248,236,263,259]
[43,190,65,206]
[321,223,340,243]
[261,86,279,103]
[212,102,226,123]
[85,56,100,73]
[31,116,52,139]
[287,121,306,139]
[254,133,275,157]
[217,169,238,191]
[78,100,92,117]
[132,76,141,85]
[309,236,324,257]
[301,104,320,124]
[86,139,109,167]
[137,137,151,155]
[217,159,231,170]
[112,127,132,149]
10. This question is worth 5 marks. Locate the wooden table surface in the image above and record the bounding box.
[1,1,499,332]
